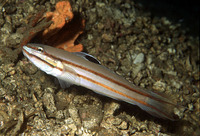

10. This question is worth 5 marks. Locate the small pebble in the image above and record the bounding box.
[133,53,145,64]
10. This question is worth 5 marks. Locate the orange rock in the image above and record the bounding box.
[42,1,85,52]
[52,18,85,52]
[42,1,73,39]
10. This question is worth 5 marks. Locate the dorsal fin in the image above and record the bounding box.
[72,52,101,65]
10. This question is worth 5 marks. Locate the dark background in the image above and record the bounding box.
[134,0,199,36]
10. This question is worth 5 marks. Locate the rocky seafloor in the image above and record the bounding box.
[0,0,199,135]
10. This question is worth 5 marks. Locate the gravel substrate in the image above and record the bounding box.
[0,0,199,135]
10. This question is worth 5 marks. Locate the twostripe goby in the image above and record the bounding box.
[22,43,178,120]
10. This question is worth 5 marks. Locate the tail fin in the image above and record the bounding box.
[138,90,179,120]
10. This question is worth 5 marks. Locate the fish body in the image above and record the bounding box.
[22,43,177,120]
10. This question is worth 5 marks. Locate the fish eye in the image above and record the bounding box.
[38,47,43,52]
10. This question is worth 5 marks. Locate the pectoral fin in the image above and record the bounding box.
[57,79,73,88]
[57,64,80,88]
